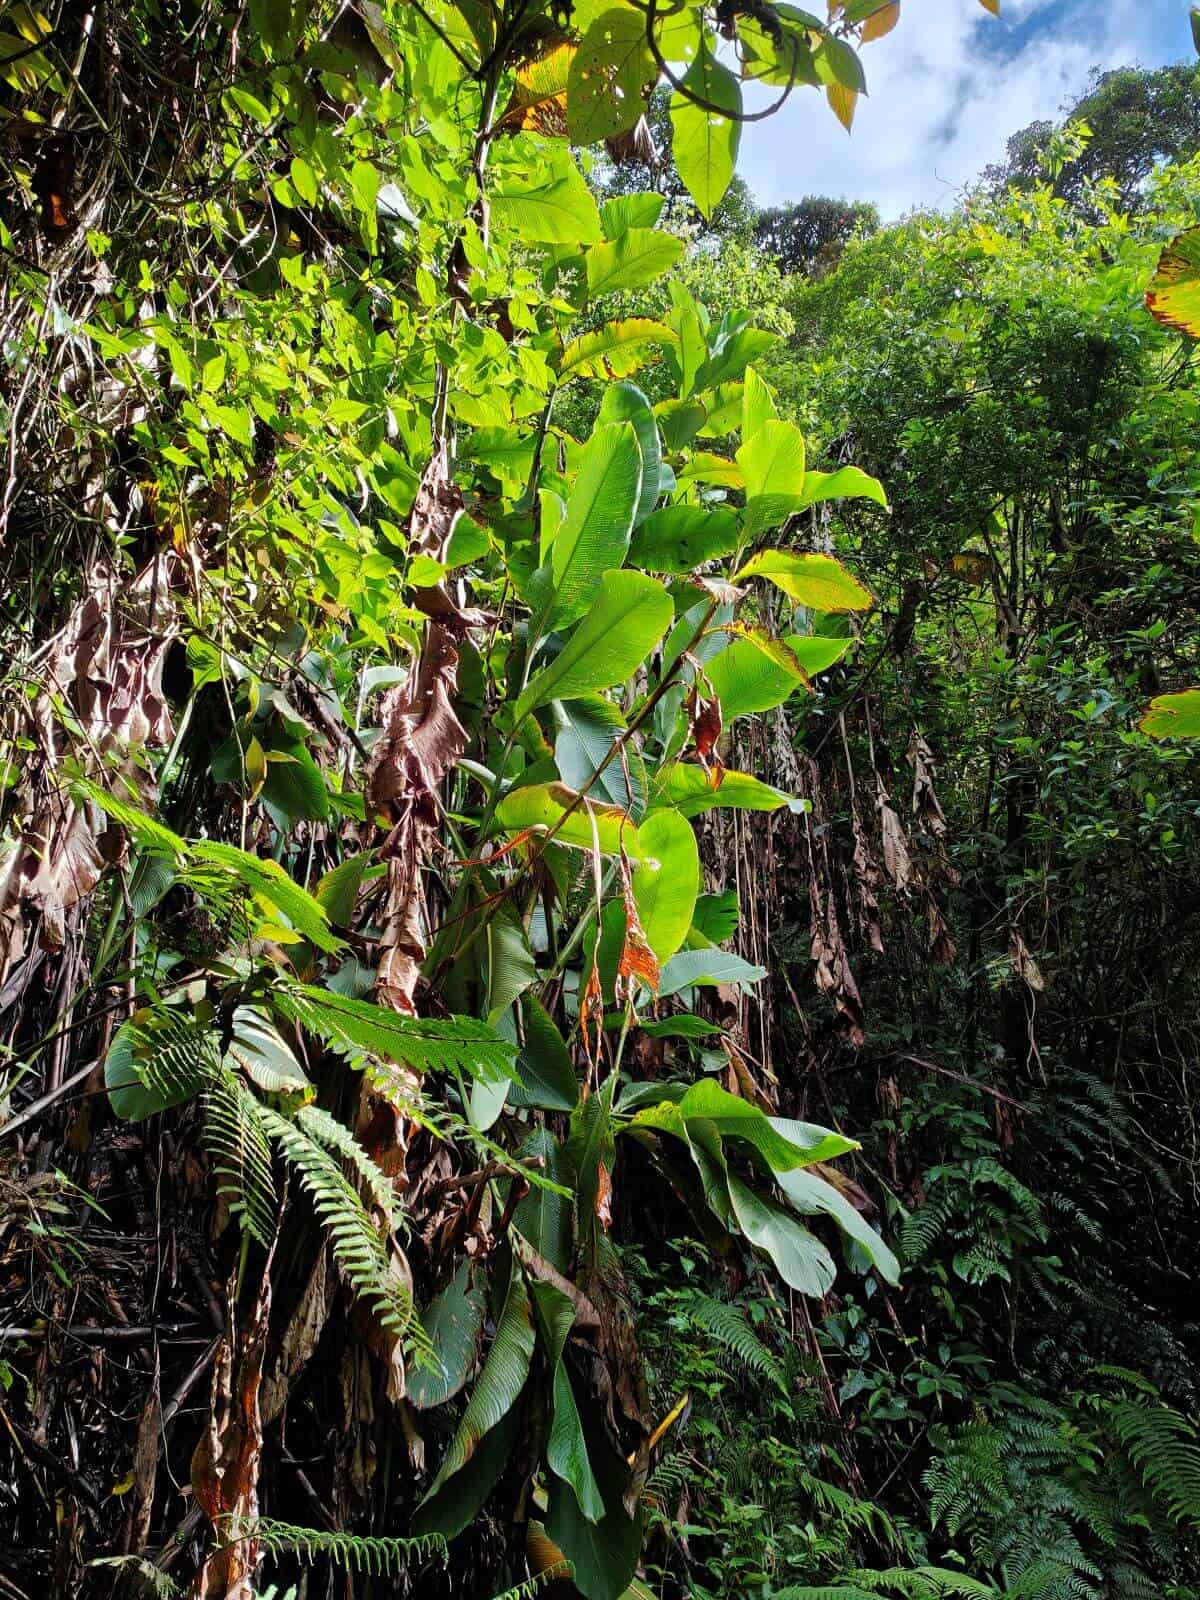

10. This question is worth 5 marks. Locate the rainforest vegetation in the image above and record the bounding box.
[2,4,1200,1598]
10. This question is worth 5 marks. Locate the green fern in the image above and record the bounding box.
[295,1102,398,1229]
[1108,1399,1200,1527]
[230,1516,446,1575]
[201,1071,279,1247]
[688,1295,786,1389]
[87,1556,180,1598]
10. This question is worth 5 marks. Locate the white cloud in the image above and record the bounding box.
[736,0,1184,217]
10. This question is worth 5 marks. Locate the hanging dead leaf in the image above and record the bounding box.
[876,777,913,891]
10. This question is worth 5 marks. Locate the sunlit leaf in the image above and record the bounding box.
[1145,228,1200,338]
[735,549,874,612]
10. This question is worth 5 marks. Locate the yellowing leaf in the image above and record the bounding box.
[1145,228,1200,338]
[826,81,857,131]
[861,2,900,42]
[558,317,676,379]
[1139,688,1200,739]
[501,42,575,136]
[735,550,874,612]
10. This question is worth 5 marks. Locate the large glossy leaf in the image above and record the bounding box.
[496,782,646,859]
[516,570,673,721]
[586,228,683,299]
[491,155,602,245]
[704,632,810,719]
[485,900,538,1027]
[531,1280,606,1523]
[651,762,797,818]
[555,694,648,817]
[514,1126,575,1271]
[776,1165,900,1285]
[567,6,657,143]
[510,995,580,1113]
[226,1006,312,1097]
[634,1078,855,1170]
[598,381,662,528]
[545,1420,643,1600]
[657,948,766,996]
[633,808,700,962]
[600,191,664,238]
[420,1259,535,1502]
[670,47,741,219]
[735,549,874,612]
[728,1173,837,1297]
[547,421,642,629]
[742,365,778,438]
[413,1406,519,1540]
[736,418,807,538]
[105,1009,218,1122]
[795,464,888,511]
[1145,227,1200,337]
[409,1261,486,1409]
[559,318,677,380]
[1140,688,1200,738]
[693,327,779,392]
[629,504,740,572]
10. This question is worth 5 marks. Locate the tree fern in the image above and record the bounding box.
[295,1102,398,1229]
[201,1071,279,1247]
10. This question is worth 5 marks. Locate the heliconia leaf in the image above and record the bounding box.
[226,1006,312,1097]
[585,228,684,299]
[633,808,700,962]
[736,418,808,537]
[742,366,778,439]
[555,694,648,817]
[775,1165,901,1285]
[629,504,740,572]
[632,1078,856,1171]
[567,6,658,144]
[530,1280,606,1523]
[735,550,874,612]
[597,381,662,528]
[1145,228,1200,338]
[1139,688,1200,738]
[656,948,766,996]
[409,1261,486,1409]
[704,632,810,720]
[727,1173,837,1296]
[795,464,889,511]
[546,421,642,629]
[510,997,579,1113]
[651,762,798,818]
[674,451,744,490]
[516,569,673,721]
[496,781,647,860]
[420,1259,535,1502]
[670,46,741,219]
[559,318,677,380]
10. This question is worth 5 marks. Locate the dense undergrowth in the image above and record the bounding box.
[1,5,1199,1599]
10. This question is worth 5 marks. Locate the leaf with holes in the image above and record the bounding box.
[567,7,658,143]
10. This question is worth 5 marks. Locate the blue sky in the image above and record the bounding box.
[738,0,1188,217]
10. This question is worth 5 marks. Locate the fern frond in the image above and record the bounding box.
[1109,1399,1200,1527]
[257,1104,424,1349]
[688,1295,786,1389]
[487,1565,574,1600]
[201,1071,279,1247]
[276,983,516,1082]
[231,1516,446,1575]
[87,1556,180,1598]
[295,1103,398,1229]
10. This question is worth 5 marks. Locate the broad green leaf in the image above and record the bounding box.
[690,889,739,945]
[226,1006,311,1097]
[547,421,642,629]
[736,419,807,538]
[514,1126,575,1270]
[510,995,580,1113]
[704,632,810,719]
[420,1260,535,1502]
[586,228,683,298]
[559,318,677,380]
[670,47,741,219]
[531,1281,606,1523]
[545,1424,643,1600]
[491,157,602,245]
[601,191,665,238]
[409,1261,486,1409]
[654,398,708,452]
[674,451,744,490]
[693,328,779,392]
[787,634,853,675]
[629,504,740,573]
[735,550,874,612]
[679,1079,855,1168]
[695,380,743,436]
[775,1166,900,1285]
[728,1173,837,1297]
[1140,688,1200,738]
[795,464,888,511]
[657,948,766,996]
[742,366,778,438]
[105,1010,217,1122]
[652,763,797,818]
[555,694,648,817]
[633,808,700,962]
[516,570,673,721]
[496,782,647,859]
[414,1407,519,1540]
[598,381,662,528]
[638,1014,722,1039]
[567,6,657,143]
[485,901,538,1027]
[315,853,370,927]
